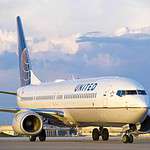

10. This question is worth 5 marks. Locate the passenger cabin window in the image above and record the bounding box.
[116,90,147,97]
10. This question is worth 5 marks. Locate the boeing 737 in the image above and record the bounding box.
[0,16,150,143]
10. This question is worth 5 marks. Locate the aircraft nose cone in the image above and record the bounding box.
[134,97,149,123]
[137,96,149,108]
[139,96,149,116]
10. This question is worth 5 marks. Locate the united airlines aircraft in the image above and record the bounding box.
[0,16,150,143]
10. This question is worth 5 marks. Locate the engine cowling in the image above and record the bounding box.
[12,111,43,135]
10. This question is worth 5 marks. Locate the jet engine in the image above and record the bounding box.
[12,111,43,135]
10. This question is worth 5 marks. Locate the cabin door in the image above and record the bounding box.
[103,89,108,107]
[103,86,115,107]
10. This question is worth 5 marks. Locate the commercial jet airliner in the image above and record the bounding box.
[0,16,150,143]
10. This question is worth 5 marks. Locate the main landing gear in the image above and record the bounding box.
[29,129,46,142]
[29,135,36,142]
[92,127,109,141]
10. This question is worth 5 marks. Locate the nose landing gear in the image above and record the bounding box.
[122,124,136,143]
[122,134,133,143]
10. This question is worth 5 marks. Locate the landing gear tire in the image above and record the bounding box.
[101,128,109,141]
[122,134,134,143]
[92,128,100,141]
[122,134,129,143]
[39,129,46,142]
[128,134,133,143]
[29,135,36,142]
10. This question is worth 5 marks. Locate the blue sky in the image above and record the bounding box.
[0,0,150,124]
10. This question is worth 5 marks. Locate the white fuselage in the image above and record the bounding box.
[17,76,149,127]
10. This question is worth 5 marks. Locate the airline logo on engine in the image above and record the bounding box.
[75,83,97,92]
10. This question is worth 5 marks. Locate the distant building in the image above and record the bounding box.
[44,125,75,137]
[0,125,76,137]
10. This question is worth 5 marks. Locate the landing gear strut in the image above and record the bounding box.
[92,127,109,141]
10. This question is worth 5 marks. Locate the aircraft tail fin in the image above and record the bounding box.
[16,16,41,86]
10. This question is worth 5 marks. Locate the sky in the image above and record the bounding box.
[0,0,150,124]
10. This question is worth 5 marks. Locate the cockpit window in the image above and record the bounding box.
[116,90,125,97]
[137,90,147,95]
[116,90,147,97]
[126,90,137,95]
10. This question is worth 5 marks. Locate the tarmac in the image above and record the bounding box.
[0,136,150,150]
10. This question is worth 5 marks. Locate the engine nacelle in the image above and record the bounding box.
[12,111,43,135]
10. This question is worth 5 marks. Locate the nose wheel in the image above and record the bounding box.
[122,124,136,143]
[122,134,133,143]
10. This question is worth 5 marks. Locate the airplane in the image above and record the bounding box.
[0,16,150,143]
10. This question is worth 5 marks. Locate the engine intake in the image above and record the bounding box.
[12,111,43,135]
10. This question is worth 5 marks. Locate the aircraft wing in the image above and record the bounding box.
[0,107,64,117]
[30,108,68,127]
[0,90,67,126]
[0,91,17,96]
[0,107,20,113]
[30,108,64,117]
[0,107,67,127]
[0,91,17,112]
